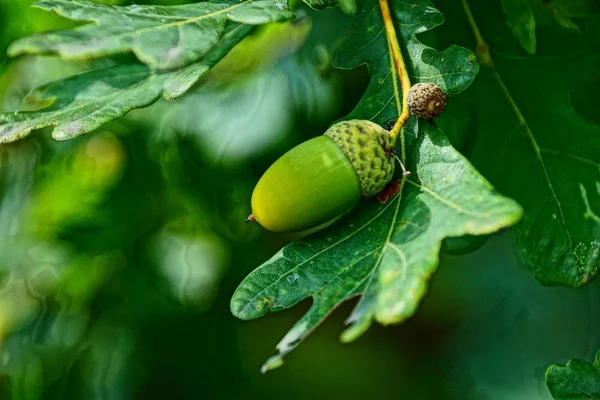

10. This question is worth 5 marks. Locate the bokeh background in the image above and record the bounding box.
[1,0,598,399]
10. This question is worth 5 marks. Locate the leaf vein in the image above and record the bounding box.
[406,179,491,218]
[236,199,399,314]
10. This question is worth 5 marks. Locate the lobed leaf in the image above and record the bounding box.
[0,64,162,142]
[442,1,600,286]
[231,0,521,372]
[334,0,478,125]
[0,0,307,143]
[0,25,254,142]
[8,0,292,71]
[547,350,600,399]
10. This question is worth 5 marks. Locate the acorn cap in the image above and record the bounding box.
[406,83,447,118]
[325,120,395,198]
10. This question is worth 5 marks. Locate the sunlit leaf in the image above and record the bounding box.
[545,0,600,18]
[8,0,292,71]
[0,0,298,142]
[301,0,339,10]
[0,25,252,142]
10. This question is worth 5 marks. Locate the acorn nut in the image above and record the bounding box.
[406,83,447,119]
[249,120,395,232]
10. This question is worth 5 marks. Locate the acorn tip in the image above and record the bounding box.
[245,214,256,224]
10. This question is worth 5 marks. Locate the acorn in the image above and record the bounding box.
[248,120,395,232]
[406,83,447,119]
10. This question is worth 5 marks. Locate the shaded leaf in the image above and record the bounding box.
[8,0,293,71]
[547,350,600,399]
[442,234,489,256]
[545,0,600,19]
[550,10,582,34]
[441,2,600,286]
[231,0,521,371]
[501,0,536,54]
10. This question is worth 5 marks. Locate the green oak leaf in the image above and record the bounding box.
[437,1,600,286]
[547,350,600,399]
[8,0,292,71]
[0,17,311,143]
[333,0,478,125]
[231,0,522,372]
[501,0,536,54]
[0,25,250,142]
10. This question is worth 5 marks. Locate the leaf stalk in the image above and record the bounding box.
[379,0,411,143]
[378,0,411,172]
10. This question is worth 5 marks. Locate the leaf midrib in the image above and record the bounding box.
[59,1,251,42]
[0,73,166,140]
[407,179,495,218]
[493,69,573,245]
[38,0,194,22]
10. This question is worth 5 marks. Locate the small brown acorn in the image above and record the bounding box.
[406,83,447,119]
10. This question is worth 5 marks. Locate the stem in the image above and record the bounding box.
[461,0,485,51]
[387,39,402,119]
[460,0,493,68]
[379,0,411,144]
[386,38,409,176]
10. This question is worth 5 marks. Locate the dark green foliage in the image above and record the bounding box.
[436,0,600,287]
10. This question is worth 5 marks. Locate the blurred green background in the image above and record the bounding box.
[0,0,598,399]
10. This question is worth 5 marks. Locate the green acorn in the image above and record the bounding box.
[248,120,395,232]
